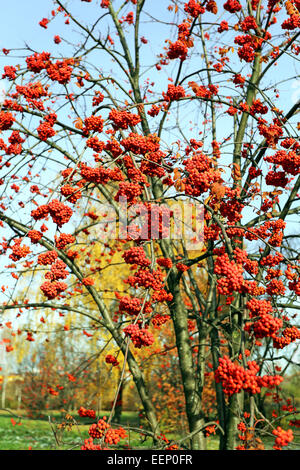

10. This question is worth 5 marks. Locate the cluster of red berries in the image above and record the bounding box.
[223,0,242,13]
[37,250,58,266]
[151,314,171,327]
[176,263,190,272]
[87,416,127,446]
[215,356,283,396]
[184,0,205,17]
[27,230,43,244]
[282,14,300,31]
[105,427,127,445]
[117,294,152,316]
[40,280,67,299]
[31,204,49,222]
[260,196,278,213]
[86,136,105,153]
[163,84,186,101]
[55,233,75,250]
[189,82,218,99]
[31,200,73,227]
[39,18,49,29]
[266,170,290,189]
[233,248,249,265]
[157,257,173,269]
[83,115,104,134]
[2,65,17,81]
[78,407,96,419]
[288,279,300,296]
[214,253,244,295]
[88,417,110,439]
[1,98,23,113]
[16,82,48,100]
[139,149,166,178]
[26,51,51,73]
[109,108,141,130]
[119,11,134,25]
[120,132,160,155]
[81,438,104,450]
[105,355,119,367]
[104,138,122,158]
[6,130,25,155]
[281,137,299,151]
[80,163,123,185]
[272,426,294,450]
[266,278,286,296]
[152,289,173,303]
[183,152,221,196]
[0,111,15,131]
[204,425,217,437]
[260,252,283,267]
[122,246,151,267]
[119,154,147,184]
[167,40,189,61]
[125,267,164,291]
[37,121,56,141]
[218,20,229,33]
[265,150,300,176]
[9,239,31,261]
[234,37,258,63]
[46,59,73,84]
[60,184,82,204]
[114,181,143,205]
[92,91,104,107]
[246,298,273,317]
[240,15,258,32]
[147,104,161,117]
[273,326,300,349]
[250,99,268,115]
[48,200,73,227]
[81,277,95,286]
[204,223,221,242]
[123,323,154,348]
[244,313,283,340]
[218,198,242,223]
[248,166,262,182]
[45,259,69,281]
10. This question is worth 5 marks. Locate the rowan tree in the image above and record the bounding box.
[0,0,300,450]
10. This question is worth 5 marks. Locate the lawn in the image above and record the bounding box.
[0,409,219,450]
[0,410,298,450]
[0,409,85,450]
[0,409,162,450]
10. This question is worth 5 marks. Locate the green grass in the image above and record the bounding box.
[0,410,298,450]
[0,410,85,450]
[0,410,158,450]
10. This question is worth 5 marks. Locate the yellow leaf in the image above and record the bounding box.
[73,118,83,130]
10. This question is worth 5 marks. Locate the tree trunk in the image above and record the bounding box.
[225,392,244,450]
[168,277,206,450]
[210,327,227,450]
[224,310,243,449]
